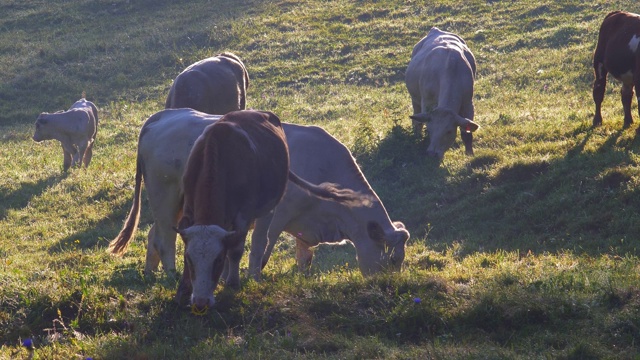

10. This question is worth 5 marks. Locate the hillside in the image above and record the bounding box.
[2,0,640,359]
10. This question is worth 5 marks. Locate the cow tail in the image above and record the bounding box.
[287,171,375,208]
[108,153,144,256]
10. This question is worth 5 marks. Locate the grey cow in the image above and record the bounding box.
[405,27,479,160]
[165,52,249,115]
[33,98,98,171]
[248,124,409,278]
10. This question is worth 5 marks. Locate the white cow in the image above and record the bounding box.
[109,108,409,278]
[32,98,99,171]
[249,124,409,278]
[108,109,222,273]
[405,27,479,160]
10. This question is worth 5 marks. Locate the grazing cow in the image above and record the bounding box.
[248,124,409,278]
[174,110,368,311]
[592,11,640,130]
[405,27,479,160]
[165,52,249,114]
[108,109,222,273]
[32,98,99,171]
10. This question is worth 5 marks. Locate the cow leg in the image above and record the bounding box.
[76,140,90,168]
[61,143,72,171]
[61,140,81,168]
[174,252,192,305]
[295,238,314,273]
[248,212,274,281]
[460,104,475,156]
[460,130,473,156]
[224,233,247,289]
[592,61,607,127]
[621,83,634,128]
[411,98,424,136]
[262,210,292,270]
[145,178,181,274]
[83,140,94,167]
[144,224,161,274]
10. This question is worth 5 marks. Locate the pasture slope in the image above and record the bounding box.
[2,0,640,358]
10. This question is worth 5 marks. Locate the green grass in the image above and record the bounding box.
[2,0,640,358]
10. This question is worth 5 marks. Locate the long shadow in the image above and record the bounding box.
[47,191,154,254]
[0,173,67,220]
[357,117,640,258]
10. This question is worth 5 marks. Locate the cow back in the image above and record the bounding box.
[166,53,249,115]
[181,110,289,231]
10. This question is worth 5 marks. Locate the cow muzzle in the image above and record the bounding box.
[191,295,215,316]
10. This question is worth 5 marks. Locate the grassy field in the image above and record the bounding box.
[2,0,640,358]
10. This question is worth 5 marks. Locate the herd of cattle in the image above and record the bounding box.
[30,11,640,313]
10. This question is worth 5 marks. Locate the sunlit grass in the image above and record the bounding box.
[2,0,640,358]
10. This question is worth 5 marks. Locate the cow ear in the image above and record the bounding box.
[410,113,431,123]
[393,221,406,230]
[457,117,479,133]
[221,231,237,246]
[263,111,282,127]
[367,221,385,243]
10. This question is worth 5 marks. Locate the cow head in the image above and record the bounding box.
[357,221,410,275]
[410,108,479,160]
[32,114,51,142]
[175,223,235,314]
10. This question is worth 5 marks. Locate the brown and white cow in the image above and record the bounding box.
[174,110,368,311]
[248,124,409,278]
[165,52,249,114]
[108,109,406,282]
[33,98,99,171]
[593,11,640,130]
[405,27,479,160]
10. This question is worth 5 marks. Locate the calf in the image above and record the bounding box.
[592,11,640,129]
[173,110,368,312]
[33,98,98,171]
[405,27,479,160]
[165,52,249,115]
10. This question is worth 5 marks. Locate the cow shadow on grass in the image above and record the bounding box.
[0,173,68,221]
[357,116,640,258]
[46,191,154,254]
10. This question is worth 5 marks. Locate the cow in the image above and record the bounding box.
[248,124,409,279]
[165,52,249,114]
[405,27,480,160]
[592,11,640,130]
[108,109,406,282]
[173,110,368,312]
[32,98,99,171]
[108,109,222,273]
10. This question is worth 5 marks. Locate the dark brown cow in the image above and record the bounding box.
[165,52,249,114]
[174,110,369,313]
[593,11,640,129]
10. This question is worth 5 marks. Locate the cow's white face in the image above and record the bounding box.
[411,108,479,160]
[178,225,234,313]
